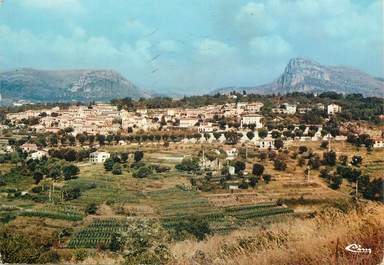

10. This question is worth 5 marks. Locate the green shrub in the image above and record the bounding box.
[85,203,97,214]
[133,166,153,178]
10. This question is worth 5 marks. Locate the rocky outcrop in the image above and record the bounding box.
[0,68,150,103]
[213,58,384,97]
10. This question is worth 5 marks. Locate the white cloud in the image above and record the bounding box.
[22,0,84,13]
[195,38,235,58]
[158,40,179,52]
[249,35,292,58]
[235,2,276,36]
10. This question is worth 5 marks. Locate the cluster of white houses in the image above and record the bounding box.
[6,102,264,135]
[6,102,344,137]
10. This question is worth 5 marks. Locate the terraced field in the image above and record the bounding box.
[68,218,132,248]
[143,187,295,235]
[20,204,85,221]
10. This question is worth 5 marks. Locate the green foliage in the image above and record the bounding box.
[63,164,80,180]
[232,160,245,174]
[351,155,363,167]
[63,187,81,201]
[85,203,98,214]
[249,176,259,188]
[170,216,211,241]
[322,151,337,166]
[224,131,239,145]
[0,227,58,264]
[134,150,144,162]
[33,170,44,184]
[274,138,284,149]
[329,175,342,190]
[258,128,268,138]
[273,159,287,171]
[103,158,114,171]
[112,163,122,175]
[252,163,264,176]
[308,154,321,169]
[360,178,383,202]
[175,157,200,172]
[133,165,153,178]
[263,174,272,183]
[108,233,123,252]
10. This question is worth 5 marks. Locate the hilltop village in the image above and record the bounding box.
[3,97,383,154]
[0,92,383,264]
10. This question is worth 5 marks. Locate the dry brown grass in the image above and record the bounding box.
[170,202,384,265]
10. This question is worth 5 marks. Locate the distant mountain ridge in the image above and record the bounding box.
[213,58,384,97]
[0,68,149,104]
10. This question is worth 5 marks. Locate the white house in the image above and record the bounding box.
[228,165,236,175]
[373,138,384,148]
[327,104,342,115]
[30,150,48,160]
[224,148,238,160]
[89,151,111,163]
[272,103,297,114]
[241,114,263,128]
[246,102,264,113]
[21,143,38,153]
[179,118,198,128]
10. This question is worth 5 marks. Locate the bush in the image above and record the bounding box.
[63,164,80,180]
[239,180,249,189]
[320,141,329,149]
[134,150,144,162]
[171,217,211,241]
[175,157,200,172]
[252,163,264,176]
[274,159,287,171]
[104,158,114,171]
[298,146,308,154]
[85,203,97,214]
[133,166,153,178]
[308,155,321,169]
[74,249,88,262]
[109,233,123,252]
[63,187,81,201]
[249,176,258,188]
[31,186,42,193]
[151,164,171,173]
[351,155,363,167]
[322,151,337,166]
[112,163,122,175]
[263,174,272,183]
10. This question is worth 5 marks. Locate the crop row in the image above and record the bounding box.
[162,212,225,224]
[20,210,84,221]
[232,208,294,220]
[163,199,210,210]
[68,218,133,248]
[40,204,84,215]
[68,238,110,248]
[224,202,278,213]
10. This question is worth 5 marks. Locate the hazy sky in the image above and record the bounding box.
[0,0,382,94]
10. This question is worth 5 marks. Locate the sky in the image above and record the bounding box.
[0,0,382,94]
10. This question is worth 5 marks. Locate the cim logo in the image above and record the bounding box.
[345,243,371,254]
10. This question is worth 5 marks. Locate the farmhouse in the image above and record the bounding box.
[240,114,263,128]
[179,118,198,128]
[21,143,38,153]
[272,103,297,114]
[373,138,384,148]
[246,102,264,113]
[327,104,342,115]
[224,147,238,160]
[30,150,48,160]
[89,151,111,163]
